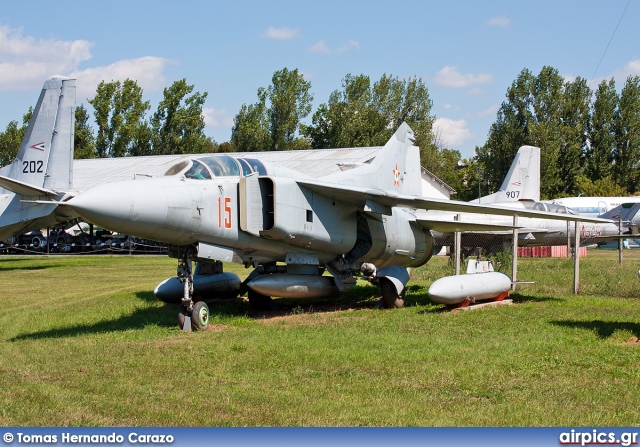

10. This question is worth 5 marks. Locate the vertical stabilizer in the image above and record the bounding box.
[319,122,422,195]
[6,76,75,191]
[599,202,640,223]
[0,76,76,241]
[471,145,540,204]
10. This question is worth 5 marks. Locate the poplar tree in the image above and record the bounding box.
[88,79,150,157]
[231,68,313,152]
[613,75,640,193]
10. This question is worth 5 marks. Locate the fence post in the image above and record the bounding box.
[573,220,580,294]
[512,215,518,291]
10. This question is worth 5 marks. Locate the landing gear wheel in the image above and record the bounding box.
[248,290,279,310]
[381,278,405,309]
[191,301,209,331]
[178,305,189,330]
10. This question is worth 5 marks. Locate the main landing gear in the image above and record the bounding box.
[176,249,209,331]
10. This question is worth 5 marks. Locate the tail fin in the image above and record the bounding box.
[4,76,75,192]
[0,76,75,241]
[471,145,540,204]
[320,122,422,195]
[600,202,640,223]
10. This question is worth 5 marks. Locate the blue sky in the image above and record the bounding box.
[0,0,638,159]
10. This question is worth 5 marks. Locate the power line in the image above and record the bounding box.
[589,0,631,87]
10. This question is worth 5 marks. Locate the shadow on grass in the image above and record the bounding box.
[244,290,382,320]
[0,264,53,272]
[550,319,640,339]
[9,303,179,341]
[11,283,441,340]
[510,293,564,304]
[410,292,566,314]
[10,291,187,341]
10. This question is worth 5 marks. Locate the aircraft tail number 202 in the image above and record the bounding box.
[23,160,44,174]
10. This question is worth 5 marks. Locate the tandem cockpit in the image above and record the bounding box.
[518,200,579,215]
[164,155,268,179]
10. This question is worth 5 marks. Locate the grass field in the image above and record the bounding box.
[1,250,639,426]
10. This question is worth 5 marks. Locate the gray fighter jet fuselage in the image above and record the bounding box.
[65,123,611,331]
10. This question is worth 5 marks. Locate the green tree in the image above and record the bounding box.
[231,89,270,152]
[74,105,96,159]
[303,73,437,168]
[231,68,313,152]
[612,75,640,193]
[304,74,387,149]
[573,175,628,196]
[268,68,313,150]
[0,121,23,167]
[372,74,435,151]
[477,68,536,195]
[478,66,591,199]
[0,108,31,167]
[557,76,591,194]
[586,79,618,181]
[150,79,210,155]
[88,79,150,157]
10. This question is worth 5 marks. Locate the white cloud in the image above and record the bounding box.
[487,15,511,27]
[70,56,173,101]
[308,40,330,53]
[336,40,360,53]
[469,105,499,118]
[584,58,640,88]
[202,107,234,129]
[0,25,93,90]
[611,58,640,82]
[466,87,485,96]
[433,66,494,88]
[0,25,173,102]
[433,118,473,148]
[308,39,360,54]
[264,26,299,40]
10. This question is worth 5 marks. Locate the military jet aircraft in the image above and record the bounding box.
[0,76,76,240]
[430,144,640,254]
[546,196,640,219]
[470,145,540,204]
[63,122,610,331]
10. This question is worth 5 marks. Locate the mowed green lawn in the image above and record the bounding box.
[0,250,639,426]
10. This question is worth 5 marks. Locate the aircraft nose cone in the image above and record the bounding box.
[67,183,134,232]
[67,178,199,243]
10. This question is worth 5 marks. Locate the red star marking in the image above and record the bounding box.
[392,163,401,186]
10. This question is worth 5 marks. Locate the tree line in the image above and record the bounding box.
[476,66,640,200]
[1,66,639,200]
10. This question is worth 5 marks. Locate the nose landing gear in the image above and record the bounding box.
[176,248,209,331]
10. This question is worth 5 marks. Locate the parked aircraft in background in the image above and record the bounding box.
[63,122,608,331]
[429,145,640,253]
[0,76,77,240]
[470,145,540,204]
[430,200,640,254]
[547,196,640,219]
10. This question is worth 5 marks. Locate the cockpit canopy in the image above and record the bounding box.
[520,201,578,215]
[164,155,268,179]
